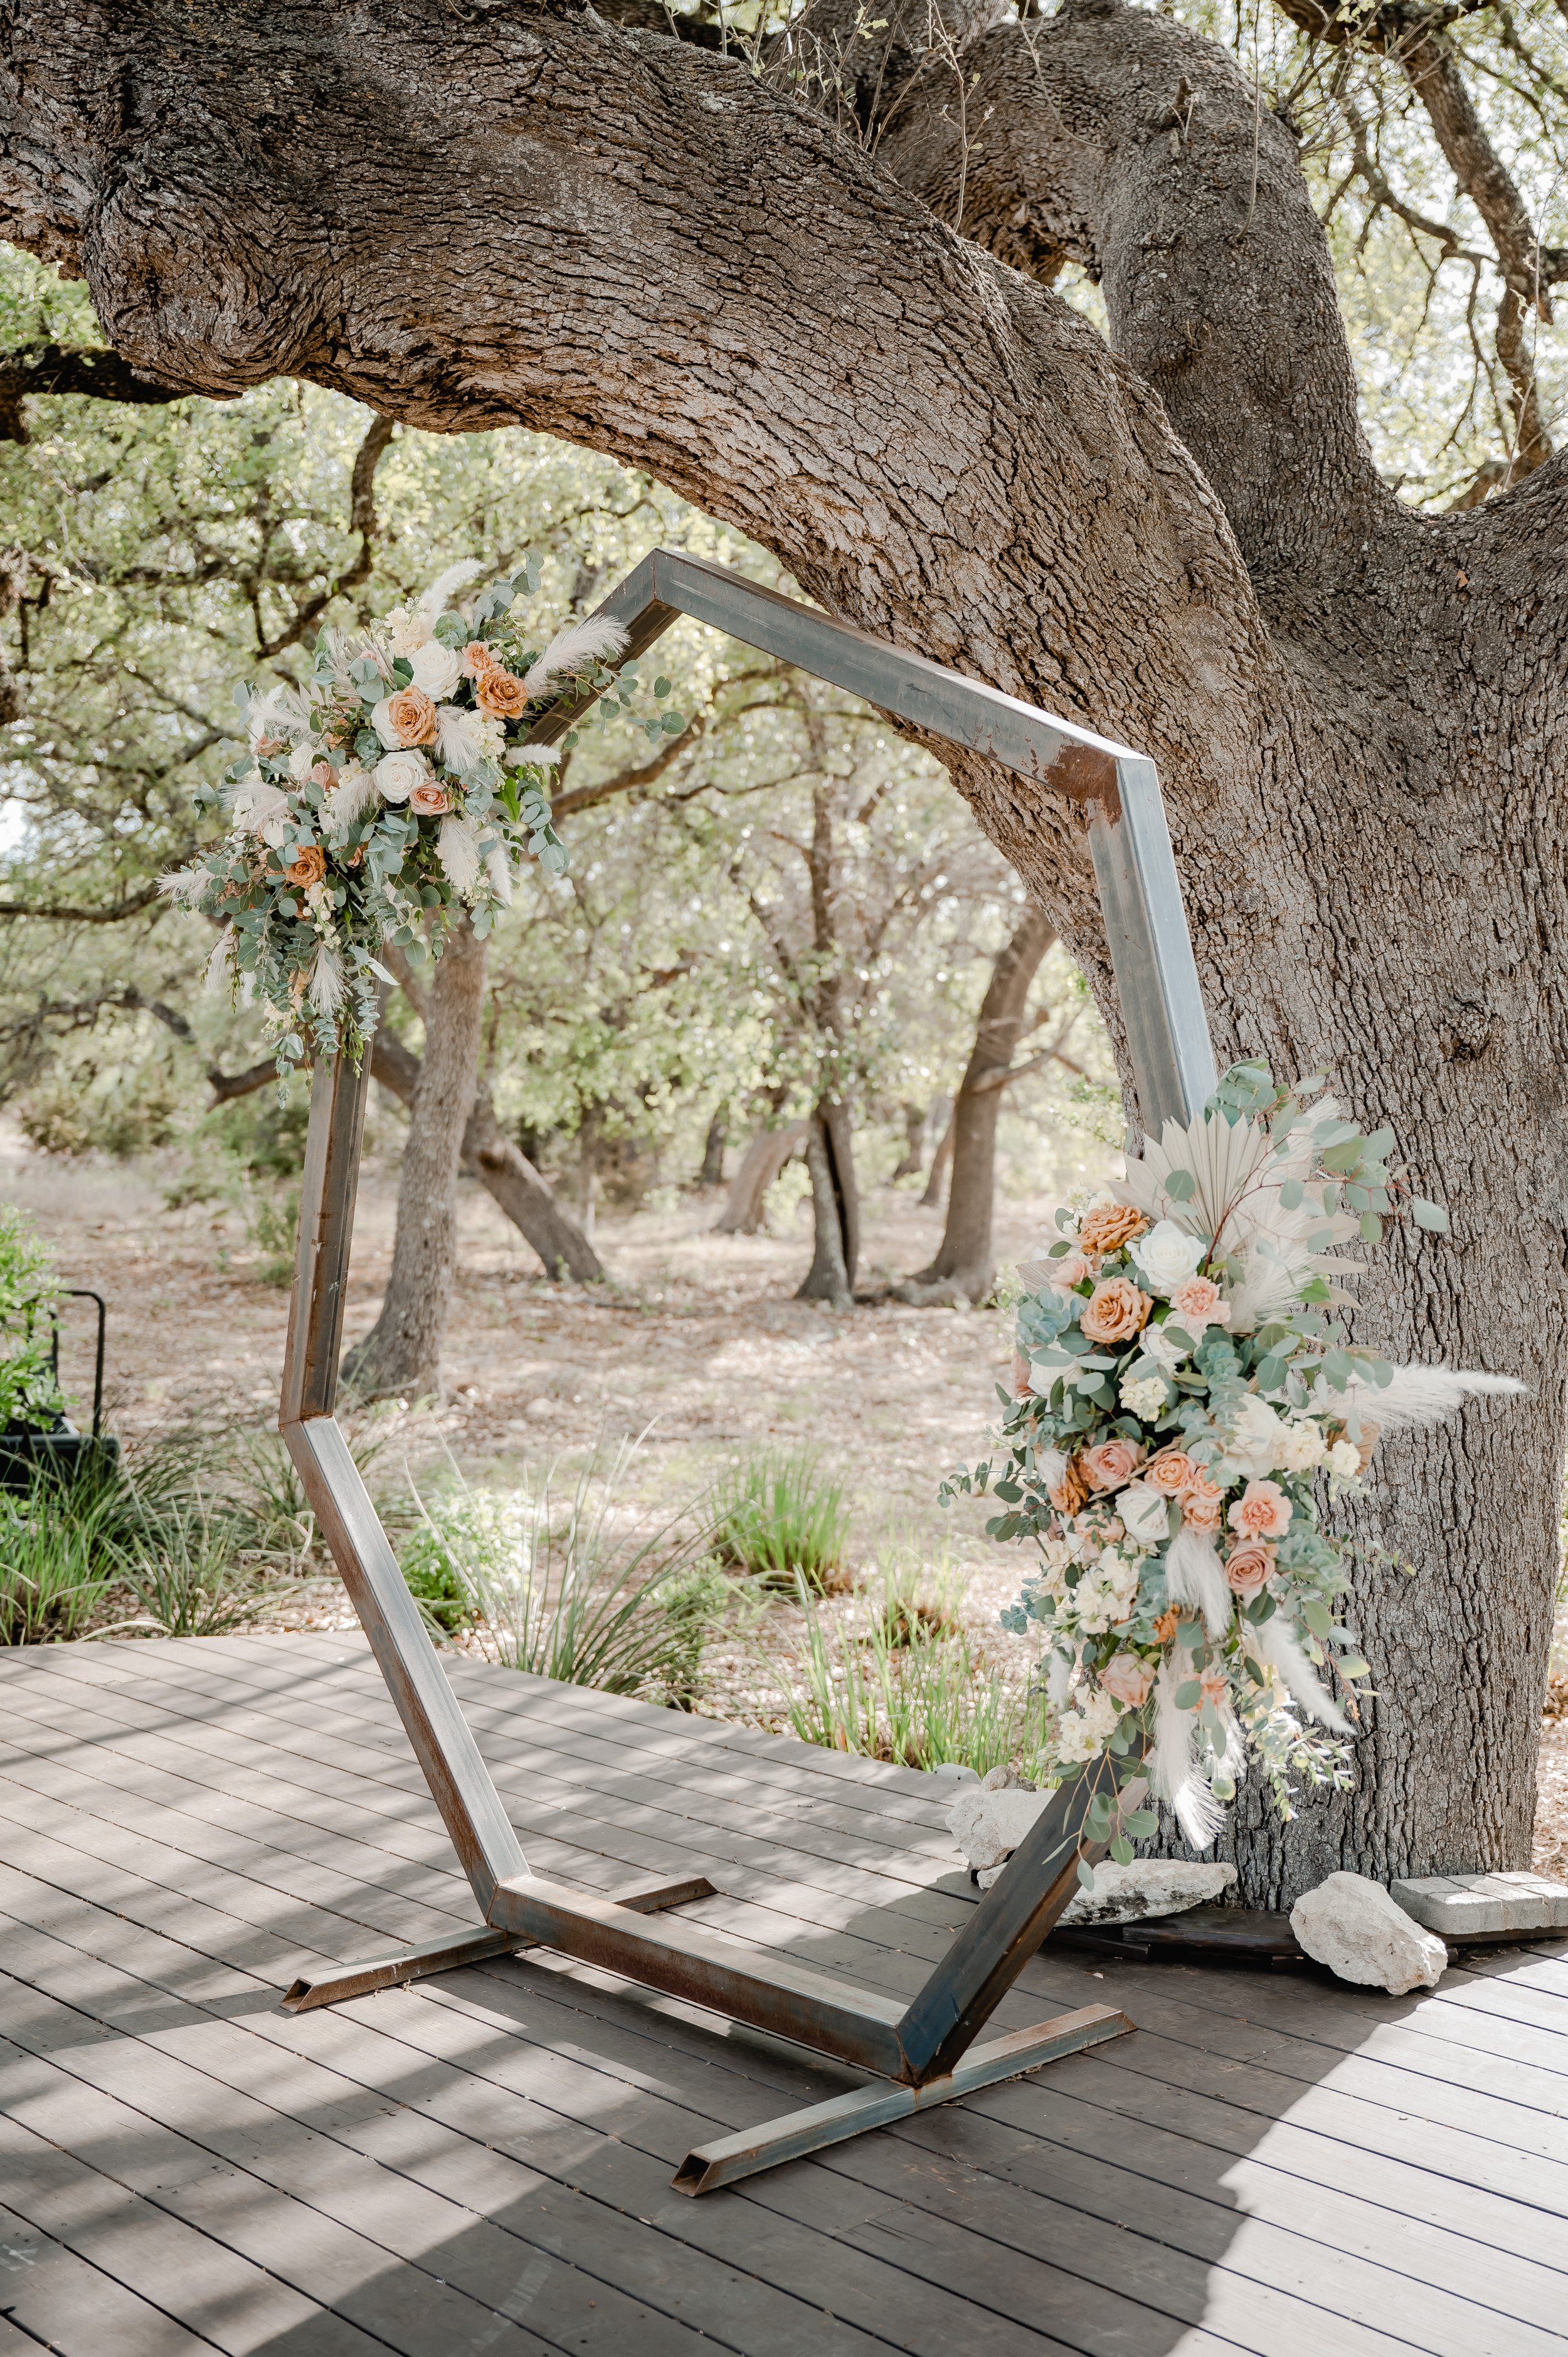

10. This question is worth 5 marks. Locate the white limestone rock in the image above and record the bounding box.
[944,1784,1051,1871]
[1056,1859,1238,1922]
[1290,1872,1448,1994]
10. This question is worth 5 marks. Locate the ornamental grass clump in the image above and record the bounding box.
[945,1059,1522,1852]
[402,1441,728,1707]
[778,1569,1045,1776]
[713,1446,850,1591]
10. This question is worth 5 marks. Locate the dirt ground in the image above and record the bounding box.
[5,1121,1565,1879]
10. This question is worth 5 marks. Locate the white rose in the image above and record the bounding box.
[1328,1438,1362,1480]
[374,749,428,803]
[408,638,464,701]
[1229,1394,1286,1475]
[1142,1322,1190,1375]
[1130,1219,1207,1295]
[1276,1419,1328,1474]
[1118,1481,1172,1546]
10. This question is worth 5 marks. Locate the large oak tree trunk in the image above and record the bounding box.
[7,0,1563,1901]
[342,918,487,1399]
[901,906,1056,1305]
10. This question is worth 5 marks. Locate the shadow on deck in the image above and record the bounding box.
[0,1631,1562,2356]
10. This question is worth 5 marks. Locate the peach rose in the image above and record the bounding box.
[475,666,532,719]
[285,844,326,887]
[1010,1348,1032,1401]
[1081,1276,1153,1346]
[1153,1606,1180,1644]
[1170,1274,1227,1330]
[1199,1663,1231,1706]
[1145,1449,1196,1496]
[1079,1436,1145,1493]
[410,779,452,816]
[1099,1653,1155,1708]
[384,686,438,746]
[1228,1478,1293,1540]
[1078,1203,1149,1257]
[1046,1250,1094,1292]
[309,759,335,789]
[1048,1462,1088,1518]
[1224,1539,1274,1600]
[462,640,498,680]
[1182,1473,1224,1532]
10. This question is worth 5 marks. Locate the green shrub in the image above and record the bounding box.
[401,1441,729,1705]
[0,1205,65,1431]
[714,1446,850,1591]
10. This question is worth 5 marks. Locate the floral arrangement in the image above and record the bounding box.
[944,1060,1520,1853]
[162,558,677,1075]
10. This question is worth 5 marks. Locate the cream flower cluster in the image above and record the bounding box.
[947,1066,1504,1853]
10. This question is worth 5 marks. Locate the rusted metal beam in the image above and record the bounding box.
[524,549,1216,1133]
[280,1053,369,1424]
[283,1412,529,1915]
[671,2005,1133,2196]
[281,1873,717,2011]
[487,1870,911,2076]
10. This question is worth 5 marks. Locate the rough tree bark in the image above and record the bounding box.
[5,0,1564,1902]
[919,1096,955,1208]
[341,917,487,1399]
[901,906,1056,1305]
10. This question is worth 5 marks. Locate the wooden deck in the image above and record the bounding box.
[0,1635,1563,2357]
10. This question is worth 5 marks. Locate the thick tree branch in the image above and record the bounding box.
[1274,0,1557,472]
[0,879,174,922]
[0,0,1285,994]
[868,0,1398,622]
[0,341,189,443]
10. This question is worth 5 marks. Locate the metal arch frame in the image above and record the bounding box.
[275,552,1219,2195]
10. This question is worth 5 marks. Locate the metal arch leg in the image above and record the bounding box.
[671,2006,1132,2196]
[278,1048,1150,2189]
[282,1873,717,2012]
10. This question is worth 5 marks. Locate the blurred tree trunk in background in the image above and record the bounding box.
[342,918,487,1399]
[714,1118,807,1234]
[698,1106,728,1189]
[370,1030,605,1284]
[901,908,1056,1305]
[890,1101,927,1182]
[919,1102,953,1209]
[795,1098,859,1309]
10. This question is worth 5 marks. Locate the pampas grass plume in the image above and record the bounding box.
[520,615,629,697]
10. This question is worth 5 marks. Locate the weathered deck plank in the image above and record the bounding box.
[0,1632,1563,2357]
